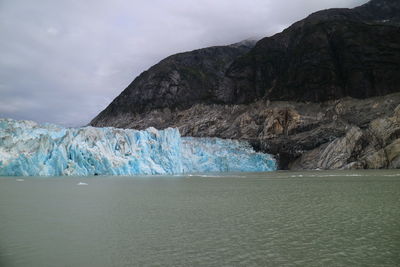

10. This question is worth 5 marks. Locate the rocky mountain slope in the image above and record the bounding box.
[224,0,400,103]
[91,0,400,170]
[92,39,257,119]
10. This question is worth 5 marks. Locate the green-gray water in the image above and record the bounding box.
[1,170,399,267]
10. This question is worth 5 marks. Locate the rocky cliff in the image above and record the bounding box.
[91,0,400,170]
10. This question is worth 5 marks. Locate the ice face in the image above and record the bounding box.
[0,119,276,176]
[181,137,276,173]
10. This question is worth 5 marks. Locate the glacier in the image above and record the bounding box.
[0,118,276,176]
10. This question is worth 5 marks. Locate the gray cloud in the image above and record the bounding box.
[0,0,367,126]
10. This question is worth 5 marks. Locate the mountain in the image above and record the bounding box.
[91,0,400,170]
[91,39,257,124]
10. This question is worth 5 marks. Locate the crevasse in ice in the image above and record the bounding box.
[0,118,276,176]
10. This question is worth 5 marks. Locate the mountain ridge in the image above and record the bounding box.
[222,0,400,103]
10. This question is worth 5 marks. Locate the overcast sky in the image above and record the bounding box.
[0,0,367,126]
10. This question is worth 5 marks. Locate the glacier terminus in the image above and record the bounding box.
[0,119,276,176]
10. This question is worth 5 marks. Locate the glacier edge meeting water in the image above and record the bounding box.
[0,118,276,176]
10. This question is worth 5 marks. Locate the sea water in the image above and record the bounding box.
[0,170,399,266]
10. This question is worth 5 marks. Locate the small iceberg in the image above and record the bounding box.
[16,179,24,182]
[77,182,88,186]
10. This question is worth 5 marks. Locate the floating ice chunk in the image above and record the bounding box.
[77,182,88,185]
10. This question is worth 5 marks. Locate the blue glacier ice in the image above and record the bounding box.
[0,118,276,176]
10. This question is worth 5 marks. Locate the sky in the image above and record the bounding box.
[0,0,367,126]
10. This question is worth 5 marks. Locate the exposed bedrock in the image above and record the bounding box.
[91,93,400,170]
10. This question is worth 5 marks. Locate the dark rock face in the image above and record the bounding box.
[223,0,400,103]
[357,0,400,23]
[91,0,400,170]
